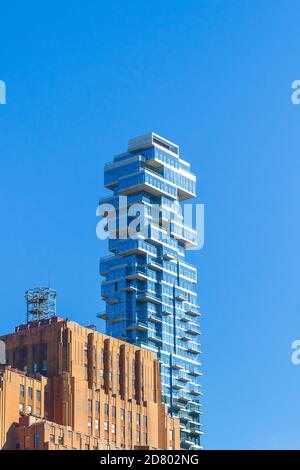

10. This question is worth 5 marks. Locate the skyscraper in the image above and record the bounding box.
[99,133,202,449]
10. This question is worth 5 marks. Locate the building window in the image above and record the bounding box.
[88,399,92,412]
[84,364,88,379]
[88,416,92,428]
[104,421,108,432]
[112,423,116,434]
[104,403,109,415]
[58,436,63,445]
[169,429,174,442]
[15,438,20,450]
[136,431,141,443]
[28,405,32,414]
[36,390,41,401]
[95,418,99,431]
[34,433,40,449]
[136,413,140,426]
[128,428,132,440]
[143,415,147,428]
[19,403,24,412]
[36,408,41,417]
[20,384,24,397]
[112,406,116,418]
[144,433,148,445]
[128,410,132,422]
[28,387,33,399]
[100,368,104,378]
[33,363,38,373]
[95,401,100,412]
[121,409,125,421]
[32,345,38,359]
[50,434,55,443]
[42,342,48,358]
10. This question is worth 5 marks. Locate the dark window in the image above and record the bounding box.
[34,433,40,449]
[42,343,48,358]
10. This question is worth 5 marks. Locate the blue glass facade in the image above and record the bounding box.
[99,133,202,449]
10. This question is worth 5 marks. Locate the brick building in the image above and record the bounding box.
[0,318,180,450]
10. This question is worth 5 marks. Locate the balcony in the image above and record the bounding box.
[176,395,191,404]
[187,344,201,355]
[188,369,202,377]
[147,259,163,271]
[177,184,196,202]
[179,334,191,342]
[172,401,185,411]
[106,297,121,305]
[171,362,184,370]
[126,321,148,332]
[108,314,127,324]
[110,239,151,257]
[181,438,195,448]
[176,371,190,383]
[170,223,198,248]
[97,312,108,320]
[179,315,191,323]
[190,389,201,397]
[119,170,177,200]
[137,291,161,304]
[190,427,203,437]
[121,284,137,293]
[148,314,162,324]
[189,403,202,415]
[184,303,201,317]
[126,268,148,281]
[175,289,187,302]
[177,410,192,422]
[162,306,172,316]
[163,250,176,261]
[185,325,201,336]
[173,383,184,390]
[148,330,162,344]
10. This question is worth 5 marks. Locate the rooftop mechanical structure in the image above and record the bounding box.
[25,287,57,323]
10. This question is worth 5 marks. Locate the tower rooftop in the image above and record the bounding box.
[128,132,179,156]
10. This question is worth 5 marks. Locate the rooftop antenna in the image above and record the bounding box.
[25,287,57,323]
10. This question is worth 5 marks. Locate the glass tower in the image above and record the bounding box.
[99,133,202,449]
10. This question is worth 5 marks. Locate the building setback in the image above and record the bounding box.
[0,317,179,450]
[99,133,202,449]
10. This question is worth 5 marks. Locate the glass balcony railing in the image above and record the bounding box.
[148,330,163,343]
[137,291,161,304]
[183,303,201,317]
[170,222,198,248]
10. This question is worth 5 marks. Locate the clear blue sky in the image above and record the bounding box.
[1,0,300,450]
